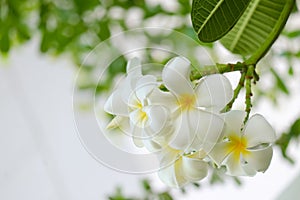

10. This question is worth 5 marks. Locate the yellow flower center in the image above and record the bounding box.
[138,109,148,123]
[178,94,196,110]
[136,101,143,109]
[226,134,249,162]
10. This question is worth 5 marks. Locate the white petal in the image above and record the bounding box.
[122,58,142,103]
[104,89,128,116]
[158,163,177,187]
[241,163,257,176]
[157,147,186,188]
[162,57,194,96]
[142,106,173,152]
[189,109,225,153]
[158,158,188,188]
[209,142,232,167]
[181,156,208,182]
[105,117,134,152]
[121,76,140,106]
[135,75,157,101]
[169,111,195,151]
[243,114,276,147]
[104,129,132,153]
[222,110,246,137]
[126,57,142,76]
[224,153,247,176]
[131,125,144,148]
[143,125,174,152]
[129,109,147,128]
[174,160,189,188]
[143,139,163,152]
[195,74,233,112]
[244,146,273,173]
[106,116,130,131]
[143,105,171,137]
[149,88,177,112]
[157,146,181,167]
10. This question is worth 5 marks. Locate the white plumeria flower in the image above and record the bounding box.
[209,110,276,176]
[158,146,208,188]
[160,56,233,152]
[104,58,172,150]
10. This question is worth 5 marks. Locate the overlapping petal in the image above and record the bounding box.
[149,88,177,112]
[142,106,173,151]
[162,57,194,96]
[104,89,128,116]
[244,114,276,147]
[224,152,247,176]
[128,105,173,150]
[221,110,246,136]
[104,116,142,153]
[168,110,194,150]
[121,76,140,105]
[182,155,208,181]
[208,142,232,166]
[131,125,144,148]
[157,147,207,188]
[126,57,142,76]
[189,109,225,153]
[135,75,157,102]
[143,105,171,136]
[244,146,273,173]
[129,109,147,128]
[106,115,130,131]
[158,158,188,188]
[195,74,233,111]
[163,102,225,153]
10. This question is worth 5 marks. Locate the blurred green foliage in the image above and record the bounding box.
[0,0,198,94]
[107,173,242,200]
[108,179,174,200]
[1,0,198,95]
[276,117,300,164]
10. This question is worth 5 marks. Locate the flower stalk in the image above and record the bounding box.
[244,65,255,123]
[222,70,246,113]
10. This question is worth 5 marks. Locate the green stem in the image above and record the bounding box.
[222,70,246,112]
[245,0,295,65]
[244,65,255,123]
[190,62,246,81]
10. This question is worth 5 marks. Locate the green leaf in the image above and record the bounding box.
[283,30,300,38]
[270,68,289,95]
[108,187,135,200]
[276,133,294,163]
[158,192,173,200]
[0,32,10,53]
[232,177,242,186]
[276,117,300,163]
[142,179,152,193]
[290,118,300,137]
[191,0,251,42]
[192,182,201,188]
[98,19,111,41]
[221,0,294,56]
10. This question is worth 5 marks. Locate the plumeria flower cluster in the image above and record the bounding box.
[104,56,276,188]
